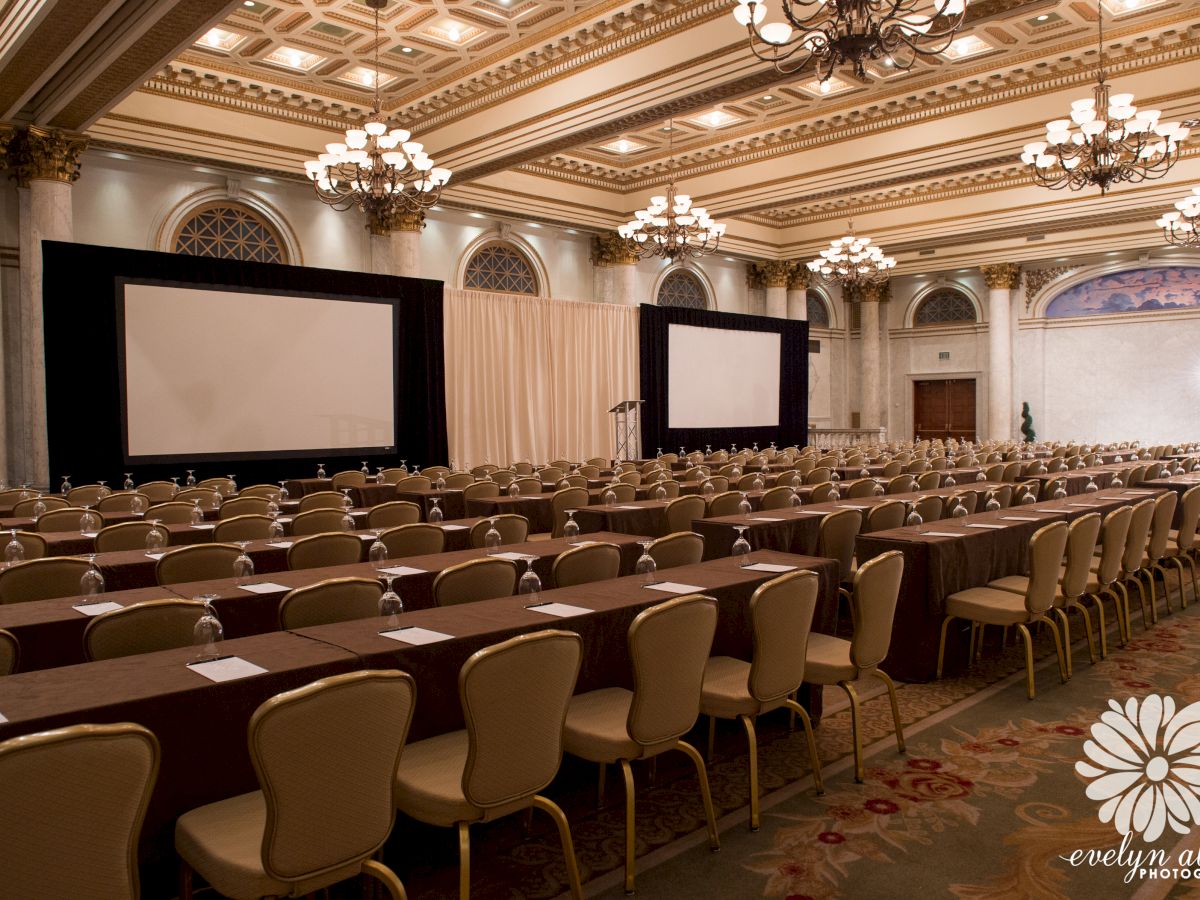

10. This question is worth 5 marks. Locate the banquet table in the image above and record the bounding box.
[344,482,398,508]
[1141,474,1200,526]
[393,488,468,522]
[282,477,334,498]
[1017,467,1117,497]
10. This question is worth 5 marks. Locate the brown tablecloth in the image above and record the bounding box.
[395,488,467,522]
[1018,469,1116,497]
[573,499,675,537]
[465,494,564,533]
[282,477,333,498]
[345,483,398,508]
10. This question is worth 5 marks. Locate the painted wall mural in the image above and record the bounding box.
[1045,266,1200,318]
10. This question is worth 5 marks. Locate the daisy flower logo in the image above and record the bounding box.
[1077,696,1200,842]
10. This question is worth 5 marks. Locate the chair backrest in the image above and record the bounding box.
[239,484,283,500]
[1128,465,1147,487]
[197,477,236,495]
[747,570,819,703]
[291,508,352,536]
[513,477,544,496]
[647,531,704,569]
[539,466,565,483]
[736,473,762,491]
[444,472,476,490]
[250,671,415,884]
[577,465,601,479]
[12,495,67,517]
[380,523,445,558]
[1122,498,1156,574]
[1176,485,1200,552]
[35,507,96,533]
[511,462,534,476]
[0,723,159,900]
[867,500,905,532]
[155,544,241,585]
[818,508,862,582]
[805,466,831,484]
[1022,521,1070,617]
[298,491,349,512]
[929,457,950,471]
[1147,491,1178,561]
[618,471,642,486]
[952,491,978,515]
[330,470,366,489]
[905,459,931,473]
[759,485,796,510]
[1061,513,1102,601]
[378,468,407,484]
[915,471,941,491]
[0,627,16,674]
[584,457,607,468]
[881,461,903,477]
[650,479,681,499]
[66,484,110,506]
[421,466,450,479]
[707,491,744,517]
[1045,457,1066,473]
[626,595,717,746]
[551,487,590,538]
[278,577,384,629]
[433,557,519,607]
[914,494,944,522]
[84,599,207,661]
[213,514,274,542]
[219,496,271,520]
[0,557,91,604]
[95,492,150,514]
[366,501,422,529]
[700,475,729,494]
[144,502,195,525]
[847,479,879,499]
[1095,505,1134,585]
[848,550,905,670]
[463,481,501,501]
[552,542,621,588]
[137,481,178,503]
[174,488,221,509]
[2,530,45,561]
[989,484,1014,509]
[559,474,589,489]
[95,521,156,553]
[469,515,530,548]
[608,483,637,502]
[288,533,363,570]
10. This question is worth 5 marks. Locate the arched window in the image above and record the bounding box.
[657,268,708,308]
[462,242,538,295]
[173,202,286,263]
[913,288,977,326]
[806,290,831,327]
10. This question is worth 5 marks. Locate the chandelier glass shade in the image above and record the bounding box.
[1020,2,1188,193]
[806,222,895,285]
[302,0,450,216]
[1156,187,1200,247]
[733,0,967,81]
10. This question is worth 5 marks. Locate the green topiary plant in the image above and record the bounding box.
[1020,402,1036,443]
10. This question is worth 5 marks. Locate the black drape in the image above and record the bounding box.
[42,241,447,486]
[638,303,808,453]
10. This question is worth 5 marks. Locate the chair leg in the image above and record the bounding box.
[457,822,471,900]
[967,622,978,662]
[532,795,584,900]
[1041,615,1068,683]
[707,715,716,762]
[1016,624,1036,700]
[1053,608,1072,678]
[839,681,865,783]
[362,859,408,900]
[597,762,607,809]
[935,615,955,679]
[874,669,906,753]
[179,862,194,900]
[673,740,720,851]
[620,759,637,894]
[1086,592,1109,658]
[1069,601,1097,666]
[738,714,760,831]
[783,699,824,795]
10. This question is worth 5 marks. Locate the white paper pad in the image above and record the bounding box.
[526,602,592,617]
[1000,516,1041,522]
[277,516,293,523]
[842,504,872,509]
[966,523,1006,530]
[81,531,99,538]
[358,534,377,541]
[609,505,642,510]
[1067,503,1100,507]
[73,601,123,616]
[145,552,167,560]
[751,516,786,522]
[489,551,531,561]
[643,581,704,594]
[922,531,966,537]
[568,540,599,547]
[190,524,216,531]
[378,565,427,577]
[0,711,7,723]
[794,510,825,516]
[187,656,268,682]
[1123,490,1157,495]
[440,524,469,531]
[742,562,798,573]
[239,582,289,594]
[379,626,453,645]
[266,541,294,549]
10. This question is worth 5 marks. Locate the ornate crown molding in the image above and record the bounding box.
[1023,266,1075,310]
[367,207,426,236]
[590,231,639,266]
[747,259,793,289]
[844,281,892,303]
[7,126,88,187]
[980,262,1022,290]
[0,124,13,169]
[787,265,811,291]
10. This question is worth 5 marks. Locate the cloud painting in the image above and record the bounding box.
[1046,266,1200,318]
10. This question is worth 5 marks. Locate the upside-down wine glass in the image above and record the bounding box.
[60,475,72,495]
[190,499,205,526]
[4,529,24,563]
[31,493,46,521]
[563,510,580,540]
[341,488,354,512]
[985,492,1001,512]
[484,518,503,554]
[185,470,196,487]
[80,504,100,534]
[145,519,167,551]
[905,502,924,527]
[361,460,371,477]
[518,556,542,603]
[192,595,224,662]
[636,540,658,584]
[732,526,752,565]
[379,576,404,628]
[123,473,135,491]
[428,499,443,525]
[738,491,753,516]
[1084,477,1099,494]
[233,542,255,584]
[369,529,388,567]
[950,498,968,518]
[80,554,105,595]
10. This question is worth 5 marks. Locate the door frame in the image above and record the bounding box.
[906,371,983,442]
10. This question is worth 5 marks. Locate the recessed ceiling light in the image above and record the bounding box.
[762,94,773,100]
[1036,13,1049,20]
[244,1,254,5]
[401,46,413,52]
[820,80,832,94]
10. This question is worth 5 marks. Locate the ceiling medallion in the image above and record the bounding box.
[806,220,895,285]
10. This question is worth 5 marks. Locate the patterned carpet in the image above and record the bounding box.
[383,578,1200,899]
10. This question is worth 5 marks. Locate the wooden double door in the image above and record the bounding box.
[914,379,976,442]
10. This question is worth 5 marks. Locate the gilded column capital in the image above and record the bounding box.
[980,262,1022,290]
[747,259,792,289]
[367,206,425,235]
[591,231,640,266]
[9,125,88,187]
[787,264,810,291]
[0,123,13,171]
[859,281,890,303]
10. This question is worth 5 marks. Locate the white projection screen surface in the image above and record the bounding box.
[666,323,781,429]
[120,282,396,461]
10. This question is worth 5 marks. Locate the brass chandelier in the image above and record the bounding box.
[806,221,895,286]
[1156,187,1200,248]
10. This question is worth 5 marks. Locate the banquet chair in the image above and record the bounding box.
[649,480,681,499]
[378,468,408,484]
[577,465,601,479]
[665,495,705,534]
[760,485,798,510]
[1045,458,1067,473]
[291,508,352,536]
[97,492,151,514]
[929,457,950,471]
[12,495,68,517]
[911,495,942,523]
[551,488,590,538]
[1002,462,1022,482]
[331,470,366,489]
[213,514,274,542]
[816,455,839,468]
[794,458,815,476]
[0,628,17,674]
[982,463,1005,482]
[84,599,207,661]
[539,467,565,484]
[684,465,709,482]
[1,530,46,559]
[155,544,242,585]
[805,467,832,484]
[176,671,415,900]
[867,500,905,532]
[618,471,642,486]
[585,457,608,468]
[1140,491,1179,621]
[1127,465,1147,487]
[393,475,434,492]
[433,557,518,607]
[1145,462,1165,481]
[145,502,196,525]
[380,523,446,557]
[463,481,500,501]
[1109,498,1156,635]
[939,522,1069,700]
[218,496,270,519]
[422,466,451,480]
[238,484,282,500]
[277,577,384,629]
[0,557,92,604]
[0,723,159,900]
[951,491,978,515]
[606,483,637,503]
[806,551,907,780]
[174,488,221,510]
[700,570,823,830]
[137,481,178,503]
[1165,485,1200,606]
[648,531,704,569]
[847,479,880,499]
[395,631,583,900]
[95,521,157,552]
[700,475,729,494]
[513,477,544,496]
[987,485,1014,509]
[299,491,350,512]
[707,491,744,517]
[916,471,942,491]
[288,533,362,570]
[558,474,589,489]
[809,482,837,503]
[66,484,110,506]
[736,473,765,491]
[1082,505,1134,656]
[367,501,422,529]
[819,508,863,608]
[886,474,916,494]
[1040,477,1068,500]
[881,461,903,477]
[905,459,931,474]
[469,515,529,548]
[35,507,99,533]
[511,462,534,476]
[197,477,236,495]
[552,542,621,588]
[445,472,477,490]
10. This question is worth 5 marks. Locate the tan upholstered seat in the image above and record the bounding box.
[707,491,744,517]
[916,471,942,491]
[290,508,352,536]
[1164,484,1200,607]
[551,488,589,538]
[1096,498,1154,641]
[444,473,476,490]
[96,492,151,514]
[213,515,274,542]
[758,485,796,510]
[1140,491,1179,623]
[469,515,529,548]
[218,496,270,520]
[421,466,451,479]
[330,470,366,489]
[804,466,831,484]
[287,532,362,570]
[0,628,19,675]
[392,475,432,492]
[462,481,500,501]
[84,599,208,661]
[367,501,422,529]
[510,462,534,476]
[648,531,704,569]
[0,723,159,900]
[563,595,720,893]
[664,495,705,534]
[866,500,905,532]
[95,521,157,553]
[278,577,383,629]
[35,507,99,533]
[808,482,836,503]
[12,495,67,518]
[145,502,196,525]
[395,631,584,899]
[380,523,445,558]
[174,488,221,510]
[617,471,641,486]
[0,530,47,560]
[846,479,880,499]
[66,484,111,507]
[137,481,178,503]
[176,671,415,900]
[197,477,236,496]
[509,476,541,497]
[819,508,862,590]
[0,557,91,604]
[805,551,906,781]
[298,491,349,512]
[552,542,620,588]
[237,484,282,501]
[156,544,242,585]
[700,570,824,830]
[646,479,680,499]
[433,557,518,607]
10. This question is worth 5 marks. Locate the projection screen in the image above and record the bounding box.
[119,281,397,462]
[666,323,781,429]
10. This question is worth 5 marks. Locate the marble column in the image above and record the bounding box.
[787,265,809,321]
[614,261,638,306]
[761,260,791,318]
[980,263,1021,441]
[591,232,640,304]
[368,208,423,277]
[9,126,86,488]
[856,282,887,429]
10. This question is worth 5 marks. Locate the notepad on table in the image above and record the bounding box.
[239,582,289,594]
[378,566,427,577]
[741,562,798,573]
[751,516,786,522]
[966,523,1006,530]
[526,602,592,618]
[145,552,167,560]
[266,541,293,549]
[379,626,453,645]
[187,656,268,683]
[642,581,704,594]
[490,552,530,562]
[73,601,123,616]
[922,531,965,537]
[440,524,469,531]
[190,524,216,531]
[1000,516,1041,522]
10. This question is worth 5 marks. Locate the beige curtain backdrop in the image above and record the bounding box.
[443,289,639,468]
